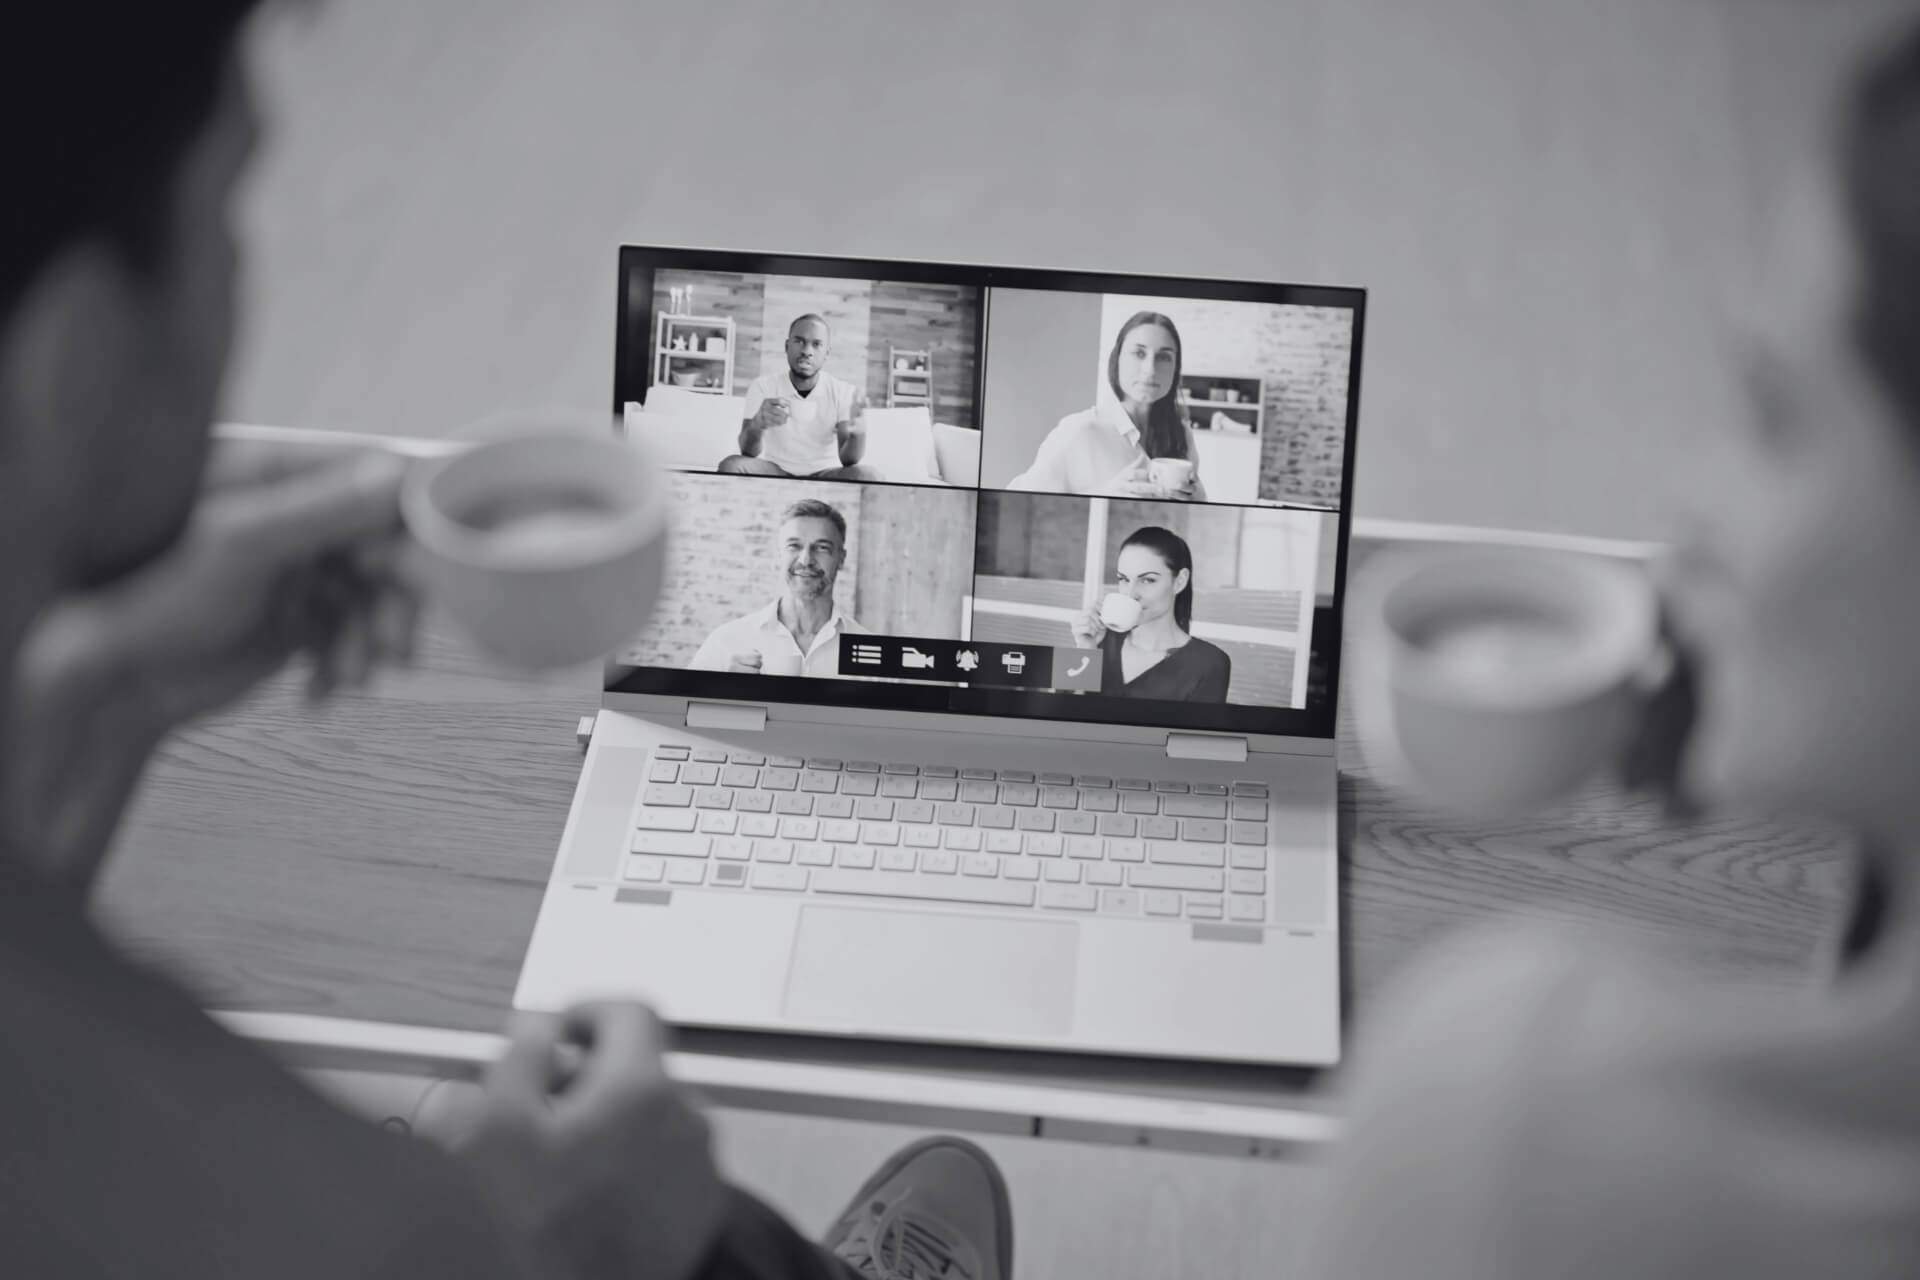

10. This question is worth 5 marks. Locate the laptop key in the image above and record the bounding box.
[1163,795,1227,820]
[812,869,1036,909]
[896,800,935,824]
[977,806,1016,830]
[624,855,667,883]
[1154,781,1189,794]
[801,770,839,793]
[643,784,693,808]
[1000,770,1036,784]
[1100,889,1140,915]
[1039,772,1074,786]
[821,819,861,844]
[635,808,698,833]
[797,844,836,867]
[903,826,940,849]
[761,769,799,792]
[854,797,894,822]
[1143,890,1182,917]
[1001,784,1039,808]
[961,767,996,780]
[752,840,792,864]
[1230,870,1266,895]
[1181,819,1227,843]
[713,838,754,862]
[880,776,919,799]
[1147,842,1225,868]
[923,850,959,875]
[1230,896,1266,923]
[779,817,819,841]
[1231,798,1269,822]
[667,861,706,886]
[775,794,813,815]
[837,846,877,870]
[1065,836,1103,860]
[1107,838,1145,863]
[769,755,804,768]
[986,830,1022,854]
[648,762,680,784]
[721,765,760,788]
[1193,783,1229,796]
[1186,896,1225,921]
[632,831,710,858]
[1017,809,1055,832]
[922,766,959,779]
[1043,862,1081,883]
[1026,833,1064,858]
[1232,781,1269,797]
[1041,787,1078,809]
[919,779,959,802]
[698,812,738,835]
[1077,775,1114,789]
[937,802,976,826]
[1057,811,1096,836]
[960,780,998,804]
[1130,865,1226,893]
[1121,793,1159,815]
[1086,864,1124,887]
[1098,813,1139,838]
[695,789,732,810]
[840,774,879,797]
[815,795,855,820]
[845,761,881,773]
[1231,822,1267,845]
[1082,791,1119,813]
[1139,817,1178,841]
[1039,884,1097,912]
[712,861,747,886]
[861,822,900,846]
[883,763,920,776]
[943,829,983,852]
[1230,846,1268,871]
[740,814,779,838]
[729,752,766,766]
[749,865,809,892]
[654,745,691,761]
[1116,778,1151,791]
[880,848,918,873]
[1003,858,1041,882]
[681,763,721,787]
[962,854,999,878]
[806,758,842,772]
[735,792,773,814]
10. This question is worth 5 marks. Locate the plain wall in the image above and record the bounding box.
[231,0,1916,540]
[977,289,1106,489]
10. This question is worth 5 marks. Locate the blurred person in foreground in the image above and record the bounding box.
[0,5,1011,1278]
[1308,23,1920,1280]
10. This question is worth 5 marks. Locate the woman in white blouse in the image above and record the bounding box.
[1009,311,1208,501]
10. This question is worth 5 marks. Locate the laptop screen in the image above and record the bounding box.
[607,248,1364,741]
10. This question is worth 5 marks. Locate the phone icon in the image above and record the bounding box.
[1066,655,1091,678]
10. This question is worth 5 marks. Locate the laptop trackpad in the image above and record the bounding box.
[783,907,1079,1038]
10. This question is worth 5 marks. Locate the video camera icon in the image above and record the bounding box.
[902,646,936,671]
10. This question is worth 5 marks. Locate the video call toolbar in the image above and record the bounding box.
[838,635,1104,692]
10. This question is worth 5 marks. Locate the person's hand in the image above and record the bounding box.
[4,438,419,892]
[1070,609,1107,650]
[726,651,764,674]
[1614,566,1703,820]
[1099,456,1164,498]
[752,399,792,432]
[454,1003,729,1280]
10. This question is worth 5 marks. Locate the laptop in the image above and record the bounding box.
[512,248,1366,1067]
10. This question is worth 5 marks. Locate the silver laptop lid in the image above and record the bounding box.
[607,247,1365,744]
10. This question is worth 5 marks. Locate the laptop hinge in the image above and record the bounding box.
[1165,732,1248,764]
[686,701,767,733]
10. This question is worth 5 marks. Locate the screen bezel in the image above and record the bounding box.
[607,245,1366,741]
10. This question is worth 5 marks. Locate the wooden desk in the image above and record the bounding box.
[93,523,1856,1129]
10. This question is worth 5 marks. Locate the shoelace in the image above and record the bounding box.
[836,1189,981,1280]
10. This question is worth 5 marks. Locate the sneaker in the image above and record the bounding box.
[822,1136,1014,1280]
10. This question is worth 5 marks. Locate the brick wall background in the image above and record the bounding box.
[621,473,974,666]
[648,270,980,429]
[1097,295,1354,506]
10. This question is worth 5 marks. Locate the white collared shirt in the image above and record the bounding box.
[1010,399,1200,496]
[741,369,862,475]
[688,598,871,677]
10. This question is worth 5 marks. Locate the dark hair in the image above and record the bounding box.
[1846,26,1920,439]
[1106,311,1189,461]
[788,313,833,342]
[1119,525,1195,632]
[780,498,847,544]
[0,4,261,322]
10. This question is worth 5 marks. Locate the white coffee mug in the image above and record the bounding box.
[1352,547,1662,817]
[1149,457,1195,495]
[758,650,803,677]
[1099,592,1144,633]
[401,425,669,669]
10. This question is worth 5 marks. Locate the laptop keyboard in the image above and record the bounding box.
[625,745,1277,924]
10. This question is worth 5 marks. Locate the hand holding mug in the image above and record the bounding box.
[1101,456,1163,498]
[727,650,764,673]
[1148,457,1197,500]
[1069,609,1107,650]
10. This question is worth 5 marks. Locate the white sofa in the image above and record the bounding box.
[625,387,980,486]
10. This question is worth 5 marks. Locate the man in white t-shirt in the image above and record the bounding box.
[688,498,871,676]
[719,314,882,480]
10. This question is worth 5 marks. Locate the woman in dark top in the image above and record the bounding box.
[1070,526,1231,702]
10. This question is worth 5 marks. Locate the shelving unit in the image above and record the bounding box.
[887,346,933,409]
[654,313,736,395]
[1178,374,1265,436]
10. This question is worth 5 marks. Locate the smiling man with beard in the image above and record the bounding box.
[690,499,871,676]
